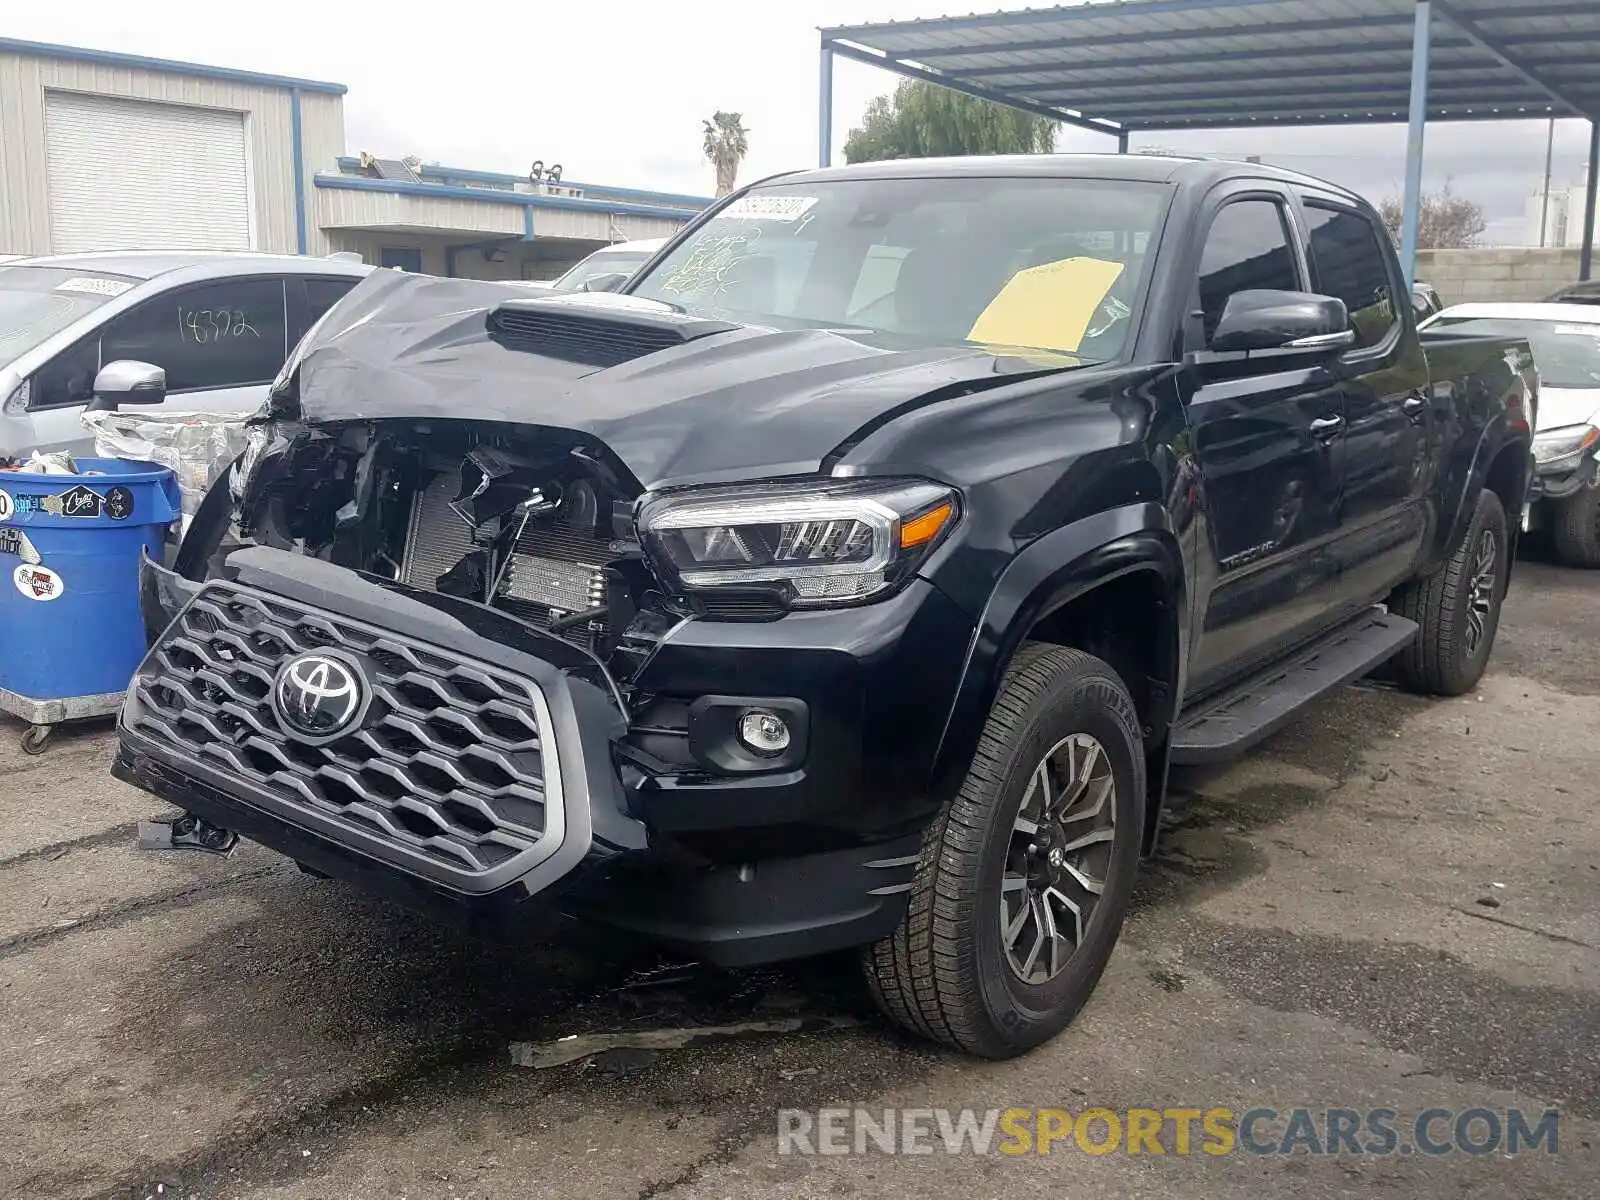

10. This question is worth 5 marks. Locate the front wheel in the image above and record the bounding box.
[1551,487,1600,568]
[1390,488,1507,696]
[862,644,1143,1059]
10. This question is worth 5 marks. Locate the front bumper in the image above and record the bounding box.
[1530,451,1598,502]
[118,546,958,963]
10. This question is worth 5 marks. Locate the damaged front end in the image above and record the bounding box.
[115,274,975,961]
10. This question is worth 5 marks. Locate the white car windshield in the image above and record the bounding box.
[555,250,652,291]
[0,266,133,371]
[1430,316,1600,390]
[628,175,1172,360]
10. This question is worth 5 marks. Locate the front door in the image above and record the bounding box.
[1181,191,1347,694]
[21,275,290,457]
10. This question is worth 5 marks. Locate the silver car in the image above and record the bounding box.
[0,251,371,459]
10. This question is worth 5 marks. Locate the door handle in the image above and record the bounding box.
[1309,415,1345,438]
[1403,394,1428,421]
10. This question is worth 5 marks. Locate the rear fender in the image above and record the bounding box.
[929,503,1186,848]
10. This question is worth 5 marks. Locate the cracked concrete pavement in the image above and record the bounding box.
[1,561,1595,1198]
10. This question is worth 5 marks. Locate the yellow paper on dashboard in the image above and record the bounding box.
[967,257,1126,354]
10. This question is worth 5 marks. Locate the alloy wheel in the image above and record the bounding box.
[1465,527,1498,655]
[1000,732,1118,986]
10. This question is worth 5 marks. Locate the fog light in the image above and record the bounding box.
[738,709,791,756]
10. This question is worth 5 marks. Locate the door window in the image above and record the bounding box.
[1196,200,1301,345]
[100,277,288,392]
[301,276,360,331]
[1302,203,1398,349]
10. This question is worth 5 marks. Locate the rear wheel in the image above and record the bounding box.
[862,644,1143,1059]
[1551,487,1600,568]
[1390,488,1507,696]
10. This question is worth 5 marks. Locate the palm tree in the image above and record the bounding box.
[703,112,750,198]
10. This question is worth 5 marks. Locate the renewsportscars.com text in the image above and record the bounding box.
[776,1106,1562,1158]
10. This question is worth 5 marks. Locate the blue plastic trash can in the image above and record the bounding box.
[0,457,181,752]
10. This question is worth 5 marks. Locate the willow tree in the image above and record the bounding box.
[844,80,1057,163]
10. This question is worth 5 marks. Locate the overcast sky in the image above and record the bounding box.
[10,0,1595,243]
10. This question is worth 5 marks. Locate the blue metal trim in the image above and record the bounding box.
[1136,107,1563,130]
[332,157,713,208]
[524,207,535,241]
[1582,122,1599,282]
[1400,1,1433,290]
[1031,59,1489,97]
[819,41,835,168]
[824,39,1123,138]
[0,36,346,93]
[289,88,308,255]
[1431,0,1592,118]
[313,174,701,221]
[1062,81,1546,116]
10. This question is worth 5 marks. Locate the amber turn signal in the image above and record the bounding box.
[898,502,955,549]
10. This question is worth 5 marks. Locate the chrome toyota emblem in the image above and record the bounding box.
[272,651,367,739]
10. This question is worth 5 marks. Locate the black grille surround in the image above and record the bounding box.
[126,581,565,887]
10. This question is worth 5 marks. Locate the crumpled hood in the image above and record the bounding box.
[282,270,1083,491]
[1536,386,1600,433]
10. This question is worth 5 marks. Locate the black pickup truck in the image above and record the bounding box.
[115,155,1534,1059]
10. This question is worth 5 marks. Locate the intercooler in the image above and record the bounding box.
[399,472,607,633]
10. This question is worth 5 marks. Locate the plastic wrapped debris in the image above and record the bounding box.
[1,450,78,475]
[82,409,248,520]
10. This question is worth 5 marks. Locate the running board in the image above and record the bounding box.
[1171,607,1419,766]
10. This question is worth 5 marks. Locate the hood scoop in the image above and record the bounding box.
[487,297,739,369]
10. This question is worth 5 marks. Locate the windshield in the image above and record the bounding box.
[0,266,134,371]
[555,249,653,291]
[629,175,1172,359]
[1429,316,1600,390]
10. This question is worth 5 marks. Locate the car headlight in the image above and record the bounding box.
[638,478,958,608]
[1531,423,1599,467]
[229,422,273,504]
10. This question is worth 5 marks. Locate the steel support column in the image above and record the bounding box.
[1118,129,1130,153]
[1400,0,1432,289]
[819,42,835,168]
[1583,121,1599,281]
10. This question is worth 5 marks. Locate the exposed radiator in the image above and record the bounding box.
[399,473,608,630]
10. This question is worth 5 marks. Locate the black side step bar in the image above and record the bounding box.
[1171,607,1419,766]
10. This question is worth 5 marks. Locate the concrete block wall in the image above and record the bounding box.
[1415,248,1586,305]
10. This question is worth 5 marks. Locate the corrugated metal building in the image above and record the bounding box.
[0,39,711,279]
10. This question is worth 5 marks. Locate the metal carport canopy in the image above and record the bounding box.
[818,0,1600,283]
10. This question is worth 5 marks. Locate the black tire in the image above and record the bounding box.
[1390,488,1508,696]
[1551,487,1600,568]
[861,644,1144,1059]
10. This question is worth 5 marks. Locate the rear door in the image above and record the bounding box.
[24,275,290,455]
[1180,187,1347,694]
[1297,194,1432,610]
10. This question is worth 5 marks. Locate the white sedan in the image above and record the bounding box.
[1422,302,1600,566]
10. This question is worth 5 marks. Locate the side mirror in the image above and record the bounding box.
[88,360,166,412]
[580,272,629,294]
[1209,290,1354,355]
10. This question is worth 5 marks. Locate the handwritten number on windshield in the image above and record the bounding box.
[176,308,260,345]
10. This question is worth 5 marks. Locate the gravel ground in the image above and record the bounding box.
[1,561,1595,1199]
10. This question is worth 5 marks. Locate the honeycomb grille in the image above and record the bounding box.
[127,582,553,879]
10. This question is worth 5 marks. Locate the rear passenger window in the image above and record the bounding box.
[100,277,288,393]
[1302,203,1398,350]
[1197,200,1301,344]
[303,277,359,330]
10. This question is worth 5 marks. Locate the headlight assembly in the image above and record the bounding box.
[229,422,273,504]
[638,478,958,608]
[1532,423,1599,467]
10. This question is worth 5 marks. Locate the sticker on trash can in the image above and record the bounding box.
[0,528,41,565]
[105,486,134,520]
[0,490,11,521]
[11,484,113,519]
[13,564,65,601]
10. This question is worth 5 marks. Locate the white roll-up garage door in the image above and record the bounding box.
[43,91,253,253]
